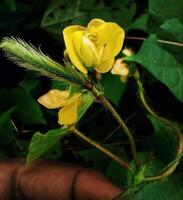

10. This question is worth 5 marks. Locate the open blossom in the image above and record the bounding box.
[38,89,81,125]
[63,19,125,74]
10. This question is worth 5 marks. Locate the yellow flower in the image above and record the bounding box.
[63,19,125,74]
[38,89,81,125]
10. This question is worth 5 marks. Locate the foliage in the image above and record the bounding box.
[0,0,183,200]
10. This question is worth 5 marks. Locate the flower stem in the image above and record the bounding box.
[69,126,134,174]
[125,36,183,47]
[136,78,183,181]
[91,86,140,169]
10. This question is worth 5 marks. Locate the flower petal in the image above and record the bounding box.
[72,31,100,67]
[95,58,114,73]
[80,36,100,67]
[38,89,70,109]
[87,19,105,32]
[63,26,87,74]
[96,22,125,61]
[59,93,81,107]
[58,100,78,125]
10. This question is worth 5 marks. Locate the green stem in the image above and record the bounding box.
[136,79,183,181]
[69,126,134,174]
[92,86,140,169]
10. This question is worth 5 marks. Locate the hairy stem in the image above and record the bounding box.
[69,126,134,174]
[91,86,140,169]
[136,79,183,181]
[125,36,183,47]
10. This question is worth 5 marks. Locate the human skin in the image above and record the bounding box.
[0,159,122,200]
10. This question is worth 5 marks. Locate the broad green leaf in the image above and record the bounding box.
[0,88,46,124]
[134,174,183,200]
[77,92,94,121]
[126,154,183,200]
[41,0,82,37]
[0,107,16,145]
[149,116,177,164]
[106,160,127,187]
[27,127,68,163]
[127,36,183,102]
[160,19,183,42]
[112,0,136,29]
[101,73,126,106]
[128,13,149,32]
[106,148,128,187]
[77,149,110,172]
[148,0,183,24]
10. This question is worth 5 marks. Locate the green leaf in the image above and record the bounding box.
[89,0,136,30]
[41,0,82,37]
[4,0,16,12]
[41,0,81,27]
[129,14,149,32]
[127,35,183,102]
[19,74,40,92]
[148,116,177,164]
[106,160,127,187]
[134,174,183,200]
[77,148,110,172]
[77,92,94,121]
[0,88,46,124]
[112,0,136,29]
[0,107,16,145]
[148,0,183,24]
[27,127,68,163]
[160,19,183,42]
[101,73,126,106]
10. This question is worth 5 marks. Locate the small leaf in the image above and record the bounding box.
[101,73,126,106]
[77,92,94,121]
[127,35,183,102]
[27,127,68,163]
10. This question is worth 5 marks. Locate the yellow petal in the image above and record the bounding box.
[38,89,70,109]
[87,19,105,32]
[58,100,78,125]
[63,26,87,74]
[80,36,100,67]
[59,93,81,107]
[72,31,100,67]
[96,22,125,61]
[95,58,114,73]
